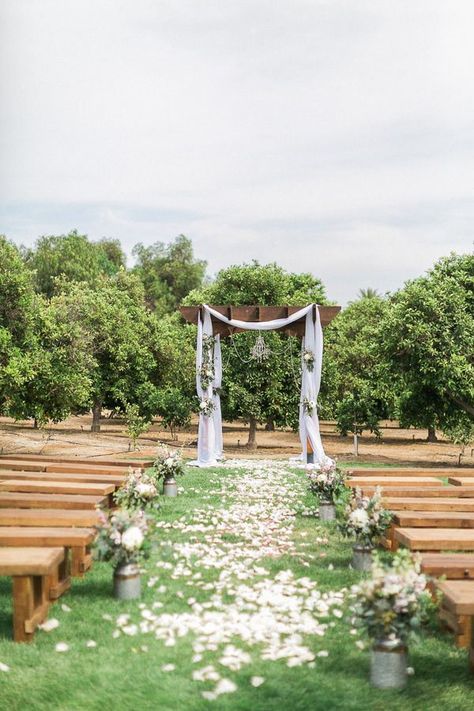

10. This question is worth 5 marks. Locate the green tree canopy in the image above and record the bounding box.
[380,252,474,441]
[184,261,328,447]
[23,230,126,297]
[132,235,206,316]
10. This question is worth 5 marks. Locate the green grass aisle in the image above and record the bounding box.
[0,461,472,710]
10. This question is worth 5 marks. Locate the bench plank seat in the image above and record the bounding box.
[0,479,114,496]
[360,486,474,498]
[0,492,106,510]
[348,476,441,488]
[0,459,134,476]
[449,478,474,487]
[0,508,101,527]
[349,468,474,478]
[393,511,474,528]
[421,554,474,579]
[395,528,474,551]
[436,580,474,660]
[0,470,126,486]
[0,547,64,642]
[0,454,153,468]
[0,526,95,579]
[383,497,474,512]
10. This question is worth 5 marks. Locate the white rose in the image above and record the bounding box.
[349,508,369,529]
[164,457,174,467]
[121,526,144,551]
[199,401,207,410]
[136,482,156,498]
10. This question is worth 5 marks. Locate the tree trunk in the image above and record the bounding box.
[33,418,38,429]
[427,426,437,442]
[265,420,275,432]
[246,416,257,450]
[91,399,102,432]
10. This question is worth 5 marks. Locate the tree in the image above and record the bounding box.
[357,288,380,300]
[321,294,393,437]
[52,272,159,431]
[184,261,328,448]
[23,230,125,298]
[0,237,38,415]
[380,252,474,441]
[132,235,206,316]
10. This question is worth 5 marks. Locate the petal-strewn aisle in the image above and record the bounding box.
[113,460,345,701]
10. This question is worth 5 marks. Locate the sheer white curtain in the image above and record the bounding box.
[190,304,331,468]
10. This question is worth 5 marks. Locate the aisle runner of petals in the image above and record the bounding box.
[113,460,345,700]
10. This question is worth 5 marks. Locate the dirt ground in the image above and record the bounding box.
[0,415,472,468]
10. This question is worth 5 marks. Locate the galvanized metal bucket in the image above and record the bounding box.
[113,564,141,600]
[370,638,407,689]
[319,502,336,521]
[352,544,373,572]
[163,477,178,497]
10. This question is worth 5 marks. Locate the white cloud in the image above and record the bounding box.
[0,0,473,303]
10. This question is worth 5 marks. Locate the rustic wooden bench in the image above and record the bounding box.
[361,486,474,498]
[449,478,474,487]
[436,580,474,660]
[386,512,474,549]
[349,468,474,478]
[395,528,474,552]
[0,492,106,510]
[421,554,474,580]
[0,469,126,486]
[383,497,474,512]
[0,459,133,476]
[0,454,153,468]
[348,476,441,489]
[0,508,101,527]
[0,526,95,580]
[0,547,64,642]
[0,479,115,497]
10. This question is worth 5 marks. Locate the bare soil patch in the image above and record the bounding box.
[0,415,472,468]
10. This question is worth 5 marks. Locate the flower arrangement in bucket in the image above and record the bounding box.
[338,487,392,571]
[94,509,150,600]
[350,549,433,689]
[114,468,160,512]
[148,445,185,497]
[307,462,346,521]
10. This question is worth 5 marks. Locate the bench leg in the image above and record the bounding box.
[12,574,50,643]
[49,551,71,600]
[71,545,92,577]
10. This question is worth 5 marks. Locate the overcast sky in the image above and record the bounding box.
[1,1,473,304]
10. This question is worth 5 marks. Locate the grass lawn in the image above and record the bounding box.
[0,461,473,710]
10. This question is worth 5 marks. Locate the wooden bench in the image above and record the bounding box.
[0,469,126,486]
[361,486,474,498]
[436,580,474,659]
[0,459,133,476]
[0,508,101,527]
[0,547,64,642]
[0,492,106,510]
[0,526,95,580]
[0,479,115,497]
[0,454,153,468]
[449,478,474,487]
[421,554,474,580]
[386,512,474,549]
[395,528,474,552]
[383,497,474,512]
[349,468,474,478]
[348,476,441,488]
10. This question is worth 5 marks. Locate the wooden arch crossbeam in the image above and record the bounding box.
[179,305,341,337]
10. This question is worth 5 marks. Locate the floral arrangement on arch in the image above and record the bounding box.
[149,445,185,482]
[199,397,215,418]
[303,348,315,372]
[94,509,150,568]
[199,334,215,390]
[114,468,159,511]
[307,462,346,504]
[338,487,392,547]
[350,549,433,645]
[303,397,316,415]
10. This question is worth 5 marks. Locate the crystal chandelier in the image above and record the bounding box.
[250,333,271,362]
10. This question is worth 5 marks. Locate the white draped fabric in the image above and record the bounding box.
[191,303,332,468]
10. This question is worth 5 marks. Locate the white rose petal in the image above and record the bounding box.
[250,676,265,687]
[55,642,69,653]
[0,662,10,672]
[161,664,175,672]
[86,640,97,648]
[38,618,60,632]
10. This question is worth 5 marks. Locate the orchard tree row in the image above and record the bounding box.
[0,230,472,448]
